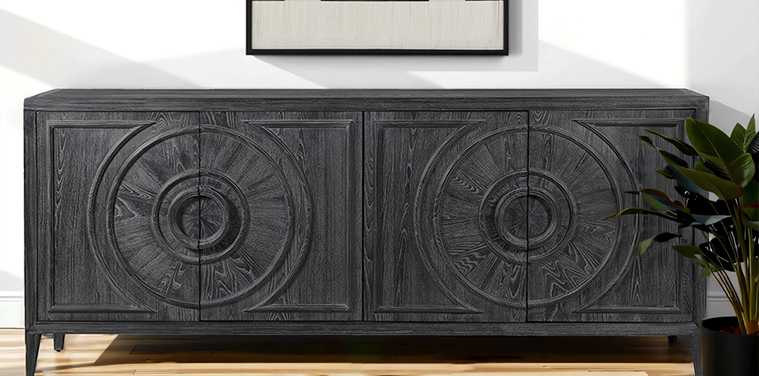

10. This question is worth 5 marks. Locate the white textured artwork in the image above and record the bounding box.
[247,0,507,53]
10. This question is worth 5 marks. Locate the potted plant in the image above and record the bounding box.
[604,115,759,375]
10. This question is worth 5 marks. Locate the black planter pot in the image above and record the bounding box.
[701,316,759,376]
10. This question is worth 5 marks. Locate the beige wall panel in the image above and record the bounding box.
[249,2,505,50]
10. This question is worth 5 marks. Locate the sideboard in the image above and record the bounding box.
[24,89,709,376]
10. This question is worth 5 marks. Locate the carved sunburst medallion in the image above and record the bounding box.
[90,124,311,308]
[197,125,311,307]
[416,122,628,308]
[416,124,530,309]
[104,128,202,307]
[525,126,625,307]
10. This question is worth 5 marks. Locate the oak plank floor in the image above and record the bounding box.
[0,329,695,375]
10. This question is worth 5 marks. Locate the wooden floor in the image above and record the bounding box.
[0,329,695,375]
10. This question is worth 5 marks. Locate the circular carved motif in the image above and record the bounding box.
[89,124,311,308]
[166,188,231,250]
[416,124,630,308]
[491,185,564,251]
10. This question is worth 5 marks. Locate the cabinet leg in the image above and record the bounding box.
[53,334,65,352]
[667,335,678,344]
[691,332,702,376]
[26,332,41,376]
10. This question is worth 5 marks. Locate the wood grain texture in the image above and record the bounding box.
[25,332,41,376]
[35,111,200,322]
[24,89,709,112]
[691,331,702,376]
[24,110,41,376]
[28,321,699,336]
[24,110,37,331]
[198,111,362,321]
[365,111,529,322]
[111,114,200,308]
[526,110,695,323]
[53,333,65,351]
[23,90,709,376]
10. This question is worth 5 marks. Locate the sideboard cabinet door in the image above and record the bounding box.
[526,109,696,322]
[36,111,201,321]
[197,112,363,321]
[366,111,529,322]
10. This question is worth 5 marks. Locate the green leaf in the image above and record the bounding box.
[686,118,756,186]
[693,256,710,269]
[731,122,749,151]
[701,266,716,278]
[749,132,759,154]
[656,169,674,179]
[699,240,736,271]
[666,165,708,197]
[659,150,689,168]
[741,208,759,231]
[731,154,754,186]
[744,206,759,222]
[743,217,759,232]
[690,214,730,225]
[639,232,681,254]
[602,207,680,222]
[645,128,698,155]
[675,166,744,200]
[701,159,733,180]
[698,263,728,279]
[694,161,711,173]
[640,189,691,213]
[747,114,757,151]
[639,135,656,148]
[749,114,756,134]
[744,180,759,211]
[731,116,755,152]
[672,245,702,259]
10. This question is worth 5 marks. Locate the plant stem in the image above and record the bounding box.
[715,269,748,333]
[732,199,757,334]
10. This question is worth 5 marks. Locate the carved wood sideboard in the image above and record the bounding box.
[24,89,709,376]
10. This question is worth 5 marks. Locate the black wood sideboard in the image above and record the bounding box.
[24,89,709,375]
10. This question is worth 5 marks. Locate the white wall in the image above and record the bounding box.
[0,0,757,327]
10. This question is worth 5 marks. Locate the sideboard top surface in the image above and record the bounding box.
[24,89,709,112]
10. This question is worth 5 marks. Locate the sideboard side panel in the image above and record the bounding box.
[24,110,38,327]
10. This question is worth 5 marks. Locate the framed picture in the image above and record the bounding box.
[246,0,508,55]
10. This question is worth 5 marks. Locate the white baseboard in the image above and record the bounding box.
[0,290,738,329]
[707,291,731,302]
[705,291,736,318]
[0,291,24,328]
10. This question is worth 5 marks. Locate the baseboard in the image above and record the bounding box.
[705,291,735,319]
[0,291,24,328]
[706,291,731,302]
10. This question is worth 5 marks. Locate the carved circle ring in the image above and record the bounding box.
[416,123,626,308]
[166,187,231,251]
[89,124,311,308]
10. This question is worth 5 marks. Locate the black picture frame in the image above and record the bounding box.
[246,0,509,55]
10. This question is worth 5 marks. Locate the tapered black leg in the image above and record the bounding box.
[26,332,41,376]
[667,335,678,344]
[53,333,65,352]
[691,332,702,376]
